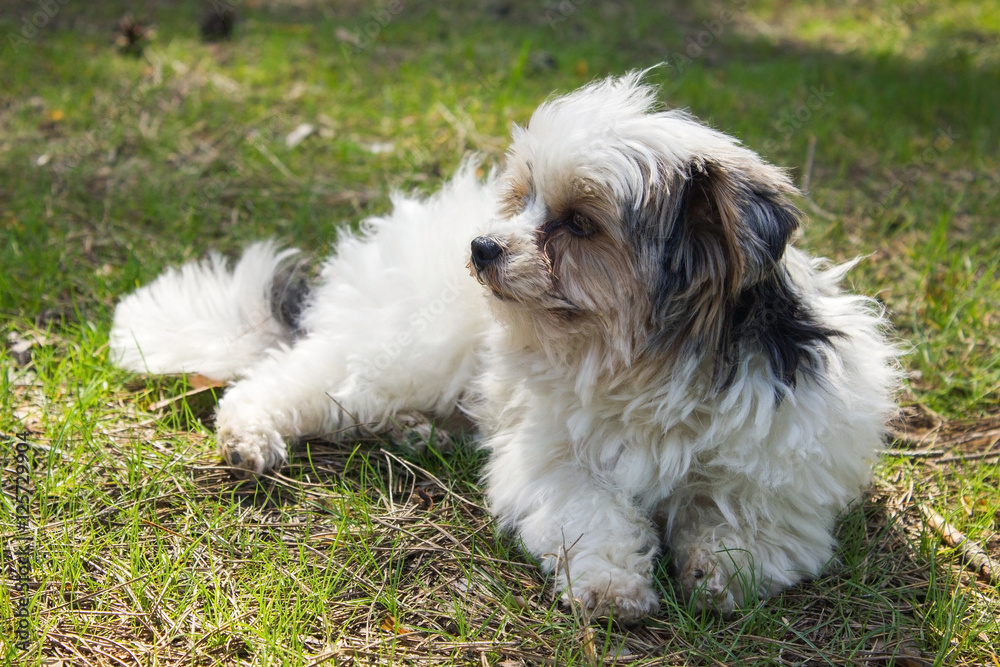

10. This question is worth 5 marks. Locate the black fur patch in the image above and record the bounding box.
[713,272,841,391]
[740,187,801,282]
[270,259,311,334]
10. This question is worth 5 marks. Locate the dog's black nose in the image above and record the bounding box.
[471,236,503,270]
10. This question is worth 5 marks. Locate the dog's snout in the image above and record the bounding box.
[471,236,503,270]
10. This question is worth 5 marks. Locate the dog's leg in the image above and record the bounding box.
[485,433,662,623]
[213,333,359,476]
[517,478,661,623]
[667,520,749,616]
[666,502,837,616]
[213,329,468,476]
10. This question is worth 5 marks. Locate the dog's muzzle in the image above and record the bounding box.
[470,236,504,272]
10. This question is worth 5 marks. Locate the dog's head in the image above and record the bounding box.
[471,72,836,388]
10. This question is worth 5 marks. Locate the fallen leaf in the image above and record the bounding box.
[189,374,226,390]
[380,615,412,635]
[6,331,49,367]
[285,123,315,148]
[412,487,433,510]
[335,27,361,46]
[366,141,394,155]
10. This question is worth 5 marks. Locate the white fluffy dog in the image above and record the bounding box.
[111,72,897,622]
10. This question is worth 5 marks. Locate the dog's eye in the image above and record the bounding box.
[565,211,597,237]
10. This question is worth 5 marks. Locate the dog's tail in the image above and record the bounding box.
[109,241,309,381]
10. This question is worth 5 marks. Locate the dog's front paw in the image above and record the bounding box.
[216,423,287,478]
[679,546,736,617]
[563,566,660,624]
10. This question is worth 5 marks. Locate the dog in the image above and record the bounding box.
[110,72,898,622]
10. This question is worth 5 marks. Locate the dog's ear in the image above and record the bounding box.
[650,157,835,391]
[673,158,801,298]
[653,158,801,331]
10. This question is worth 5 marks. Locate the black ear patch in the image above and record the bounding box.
[649,160,838,392]
[654,162,800,302]
[715,271,841,391]
[738,187,802,284]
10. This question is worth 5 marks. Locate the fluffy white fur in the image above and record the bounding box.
[110,72,897,623]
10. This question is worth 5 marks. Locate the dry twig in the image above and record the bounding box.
[920,504,999,584]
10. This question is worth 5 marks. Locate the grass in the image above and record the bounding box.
[1,0,998,664]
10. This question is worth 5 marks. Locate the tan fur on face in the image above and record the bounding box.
[498,160,533,219]
[481,174,654,368]
[474,234,553,304]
